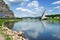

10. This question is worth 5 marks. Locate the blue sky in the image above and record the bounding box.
[3,0,60,17]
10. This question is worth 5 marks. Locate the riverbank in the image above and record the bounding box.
[0,18,22,25]
[0,26,28,40]
[46,18,60,21]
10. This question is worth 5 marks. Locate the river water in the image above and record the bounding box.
[4,19,60,40]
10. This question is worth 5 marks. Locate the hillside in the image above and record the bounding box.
[0,0,14,18]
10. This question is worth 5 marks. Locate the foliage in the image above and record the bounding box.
[45,14,60,17]
[5,35,12,40]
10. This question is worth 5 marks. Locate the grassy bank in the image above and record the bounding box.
[0,19,21,26]
[0,19,22,40]
[45,18,60,22]
[47,18,60,20]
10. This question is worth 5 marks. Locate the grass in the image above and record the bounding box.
[5,35,12,40]
[46,18,60,21]
[0,19,21,40]
[45,18,60,23]
[0,20,4,26]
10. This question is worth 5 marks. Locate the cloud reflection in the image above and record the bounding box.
[12,19,46,38]
[6,19,60,39]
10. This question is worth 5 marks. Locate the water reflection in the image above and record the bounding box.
[3,19,60,40]
[4,22,14,29]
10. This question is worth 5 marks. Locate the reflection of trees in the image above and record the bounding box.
[4,22,14,29]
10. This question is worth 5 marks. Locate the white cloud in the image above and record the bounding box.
[16,7,44,17]
[34,7,44,12]
[54,6,60,9]
[40,6,44,9]
[35,6,44,10]
[52,1,60,4]
[27,1,39,8]
[4,0,45,17]
[15,1,44,17]
[8,0,15,2]
[16,7,35,14]
[27,1,44,12]
[8,0,29,2]
[3,0,29,5]
[48,10,53,12]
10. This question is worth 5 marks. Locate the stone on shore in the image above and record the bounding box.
[3,27,28,40]
[0,26,28,40]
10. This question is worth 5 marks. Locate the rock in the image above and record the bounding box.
[6,30,13,35]
[0,0,14,18]
[17,36,26,40]
[18,32,24,36]
[12,35,18,40]
[1,26,28,40]
[3,27,8,30]
[13,31,18,35]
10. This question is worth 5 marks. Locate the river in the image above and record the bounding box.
[4,19,60,40]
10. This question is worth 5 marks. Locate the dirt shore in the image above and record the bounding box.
[0,35,5,40]
[0,26,28,40]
